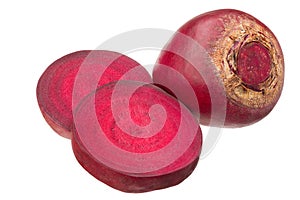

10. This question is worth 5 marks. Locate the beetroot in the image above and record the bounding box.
[72,81,202,193]
[153,9,284,127]
[37,50,151,139]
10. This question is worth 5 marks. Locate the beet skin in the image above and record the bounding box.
[72,81,202,192]
[153,9,284,127]
[37,50,151,138]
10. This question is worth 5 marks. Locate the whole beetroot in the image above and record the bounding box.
[72,81,202,193]
[153,9,284,127]
[37,50,151,138]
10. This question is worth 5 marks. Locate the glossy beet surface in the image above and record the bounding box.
[72,81,202,192]
[153,9,284,127]
[37,50,151,138]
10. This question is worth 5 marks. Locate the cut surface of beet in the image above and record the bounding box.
[237,42,272,86]
[37,50,151,139]
[153,9,284,127]
[72,81,202,192]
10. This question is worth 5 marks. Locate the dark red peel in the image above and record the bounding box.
[153,9,284,127]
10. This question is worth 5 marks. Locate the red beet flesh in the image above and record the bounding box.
[72,81,202,193]
[153,9,284,127]
[237,42,271,86]
[37,50,151,138]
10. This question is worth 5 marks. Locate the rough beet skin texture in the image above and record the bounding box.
[153,9,284,127]
[72,81,202,193]
[37,50,151,139]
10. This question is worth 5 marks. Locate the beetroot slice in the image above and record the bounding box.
[72,81,202,193]
[36,50,151,139]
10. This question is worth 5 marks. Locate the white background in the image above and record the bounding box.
[1,0,299,199]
